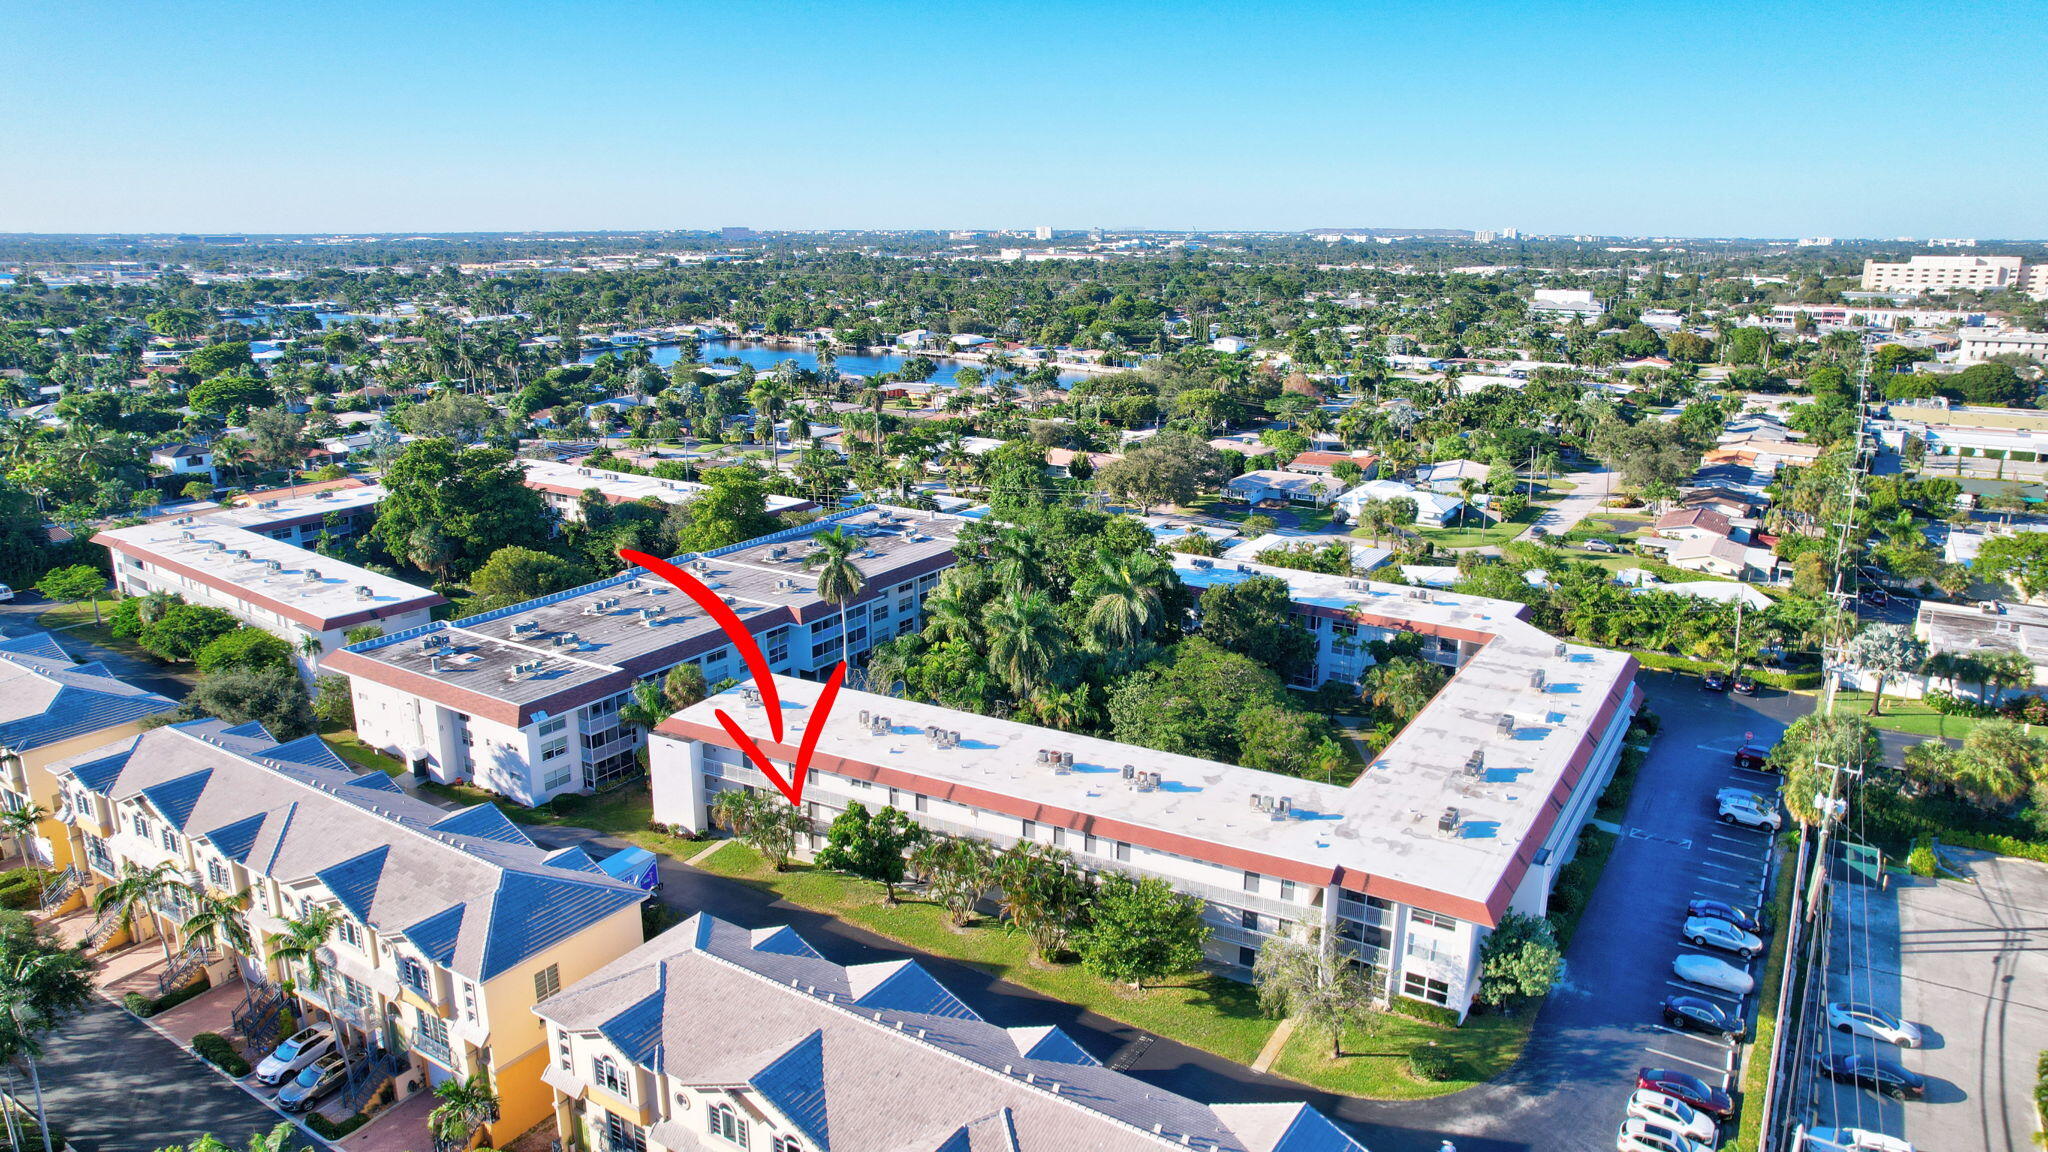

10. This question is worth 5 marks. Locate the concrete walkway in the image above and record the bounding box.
[1518,466,1614,544]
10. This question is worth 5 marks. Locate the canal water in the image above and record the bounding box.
[582,338,1088,387]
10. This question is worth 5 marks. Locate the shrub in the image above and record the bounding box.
[2034,1051,2048,1132]
[308,1113,370,1139]
[642,900,678,941]
[1924,690,1996,718]
[1906,839,1939,878]
[1408,1046,1456,1081]
[192,1032,251,1076]
[122,991,151,1016]
[1388,997,1463,1027]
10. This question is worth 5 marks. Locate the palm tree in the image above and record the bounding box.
[265,906,338,996]
[1081,551,1170,649]
[908,837,994,926]
[90,861,190,965]
[805,528,867,667]
[0,805,46,870]
[618,679,670,734]
[181,888,253,962]
[0,945,95,1152]
[429,1071,499,1149]
[709,789,763,839]
[986,591,1067,698]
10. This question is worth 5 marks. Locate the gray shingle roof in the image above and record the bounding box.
[0,632,176,752]
[534,913,1368,1152]
[51,719,644,981]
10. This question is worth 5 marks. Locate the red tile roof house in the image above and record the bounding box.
[1652,506,1741,542]
[1281,451,1380,477]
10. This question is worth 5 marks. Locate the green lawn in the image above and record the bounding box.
[1725,846,1797,1152]
[1269,1006,1533,1100]
[1397,502,1552,551]
[1808,691,1986,741]
[319,725,406,777]
[697,841,1280,1067]
[409,778,702,856]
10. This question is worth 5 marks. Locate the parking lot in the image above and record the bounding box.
[1807,848,2048,1151]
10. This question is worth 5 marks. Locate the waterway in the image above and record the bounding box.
[581,338,1089,388]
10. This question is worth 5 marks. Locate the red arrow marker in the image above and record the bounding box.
[621,548,846,808]
[621,548,785,743]
[715,660,846,808]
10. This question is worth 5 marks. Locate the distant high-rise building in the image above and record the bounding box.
[1034,225,1053,241]
[1500,226,1520,240]
[720,226,758,241]
[1928,237,1978,248]
[1473,229,1498,243]
[1796,237,1835,247]
[1862,254,2046,298]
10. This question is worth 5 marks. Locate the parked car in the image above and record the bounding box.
[1583,538,1621,554]
[254,1025,334,1087]
[1702,670,1731,692]
[1688,899,1767,936]
[1684,915,1763,958]
[1635,1068,1734,1120]
[1733,744,1775,772]
[1802,1127,1914,1152]
[1733,673,1758,696]
[1827,1002,1923,1048]
[1616,1117,1705,1152]
[1860,588,1890,607]
[277,1050,346,1112]
[1662,994,1744,1039]
[0,584,13,602]
[1820,1053,1925,1099]
[1673,954,1754,995]
[1718,791,1782,831]
[1626,1089,1719,1145]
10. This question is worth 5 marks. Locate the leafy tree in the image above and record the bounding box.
[179,664,317,740]
[145,308,205,340]
[180,888,253,959]
[265,905,337,994]
[908,836,995,926]
[1076,549,1174,650]
[986,590,1069,698]
[181,342,253,379]
[138,603,242,662]
[1236,704,1345,780]
[186,374,275,414]
[400,391,496,443]
[668,464,780,552]
[1945,720,2047,808]
[242,409,311,474]
[194,628,295,675]
[1094,430,1229,511]
[1196,575,1315,680]
[1359,657,1449,723]
[1476,911,1562,1003]
[1108,639,1291,762]
[469,545,587,602]
[814,802,926,901]
[311,675,354,728]
[1844,623,1927,715]
[1252,928,1380,1057]
[371,440,552,580]
[992,844,1092,959]
[33,565,105,624]
[343,624,384,645]
[0,805,46,872]
[150,1123,297,1152]
[0,912,97,1152]
[1075,874,1208,988]
[1976,532,2048,600]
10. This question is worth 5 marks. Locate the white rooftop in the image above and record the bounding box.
[678,559,1637,924]
[93,519,441,629]
[520,457,811,512]
[209,483,386,531]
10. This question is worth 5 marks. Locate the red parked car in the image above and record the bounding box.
[1636,1068,1734,1120]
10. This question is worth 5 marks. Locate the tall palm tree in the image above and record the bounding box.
[617,679,670,734]
[428,1071,500,1149]
[986,591,1067,699]
[805,528,867,667]
[181,888,253,961]
[1081,551,1169,650]
[90,861,190,965]
[0,947,95,1152]
[0,805,46,870]
[265,906,337,996]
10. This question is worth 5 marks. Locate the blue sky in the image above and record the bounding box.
[3,0,2043,237]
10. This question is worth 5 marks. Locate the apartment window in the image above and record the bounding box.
[1411,909,1455,931]
[543,767,573,792]
[1020,819,1036,841]
[1279,879,1297,902]
[534,963,561,1001]
[1240,909,1260,931]
[397,956,431,995]
[776,1138,806,1152]
[207,860,229,889]
[336,919,363,949]
[416,1008,450,1047]
[1050,826,1064,847]
[1242,871,1260,894]
[1114,841,1131,863]
[913,794,927,813]
[538,716,567,737]
[341,975,370,1008]
[1239,946,1257,968]
[541,737,569,762]
[708,1102,749,1147]
[160,827,177,853]
[1083,833,1099,856]
[593,1055,628,1096]
[1366,895,1394,912]
[131,813,150,840]
[1403,972,1452,1006]
[605,1113,647,1152]
[462,981,478,1023]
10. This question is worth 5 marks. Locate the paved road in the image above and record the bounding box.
[1520,466,1615,543]
[0,593,194,701]
[36,998,303,1152]
[1807,850,2048,1152]
[529,671,1817,1152]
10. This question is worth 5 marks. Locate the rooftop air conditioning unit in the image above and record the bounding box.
[1496,713,1515,734]
[1036,749,1050,764]
[180,530,194,541]
[428,656,442,673]
[859,711,871,727]
[1465,749,1484,776]
[1053,756,1072,776]
[266,560,283,572]
[1275,796,1291,816]
[1121,765,1136,781]
[1191,558,1212,569]
[1530,669,1546,690]
[1248,794,1264,811]
[1554,642,1567,658]
[770,546,786,560]
[304,569,321,582]
[1438,807,1460,834]
[354,585,373,600]
[1409,588,1430,600]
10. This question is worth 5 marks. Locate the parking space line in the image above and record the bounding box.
[1696,878,1755,892]
[1706,847,1759,862]
[1663,979,1742,1004]
[1646,1048,1728,1077]
[1651,1024,1733,1051]
[1699,860,1756,875]
[1709,832,1756,847]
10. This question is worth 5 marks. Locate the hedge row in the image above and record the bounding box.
[121,971,213,1018]
[308,1112,370,1139]
[0,868,57,911]
[1626,650,1824,690]
[192,1031,250,1077]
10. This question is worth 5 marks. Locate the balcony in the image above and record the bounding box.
[411,1027,455,1069]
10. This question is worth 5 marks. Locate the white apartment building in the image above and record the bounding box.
[1529,288,1605,317]
[653,563,1639,1018]
[1861,255,2048,299]
[518,458,815,523]
[207,480,387,546]
[1958,329,2048,365]
[327,506,967,806]
[93,515,442,672]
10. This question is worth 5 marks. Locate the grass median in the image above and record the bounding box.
[1725,841,1797,1152]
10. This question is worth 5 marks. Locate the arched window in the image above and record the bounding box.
[708,1103,750,1146]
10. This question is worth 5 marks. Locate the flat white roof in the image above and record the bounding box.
[94,520,442,630]
[672,559,1637,924]
[521,458,811,511]
[211,483,386,531]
